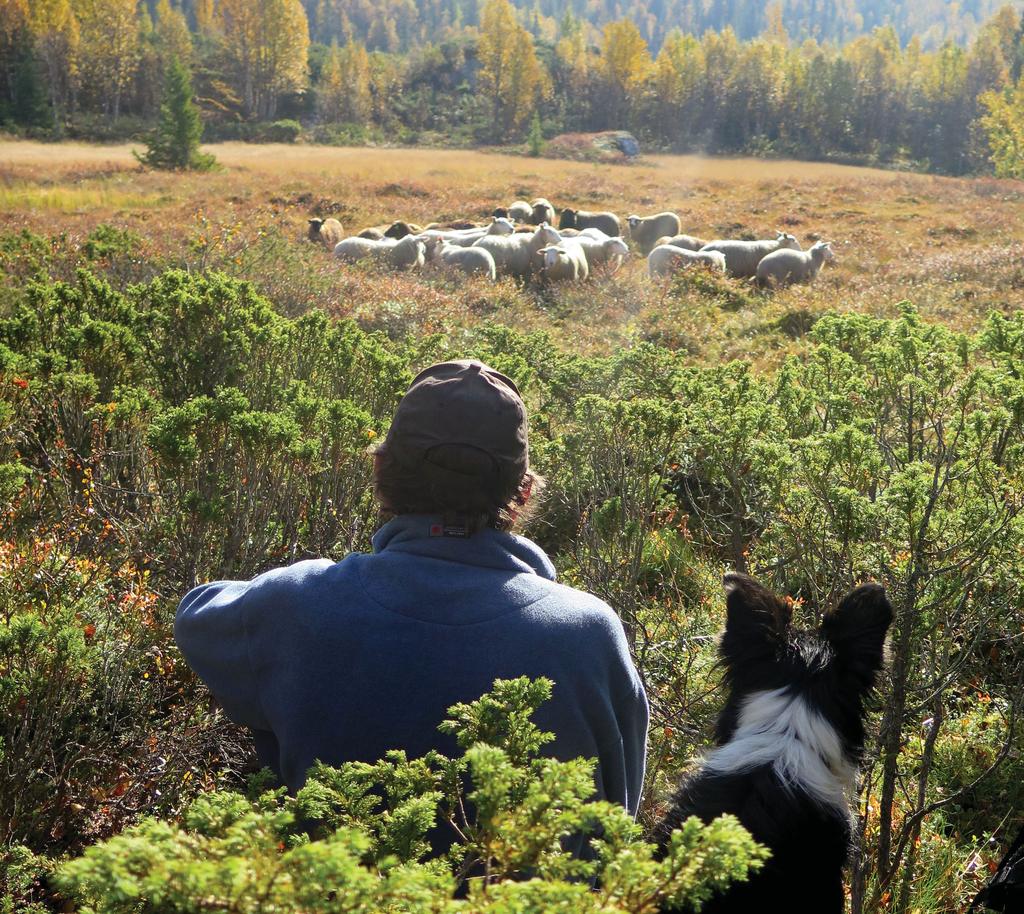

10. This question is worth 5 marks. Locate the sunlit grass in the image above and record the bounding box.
[0,184,163,212]
[1,140,1023,364]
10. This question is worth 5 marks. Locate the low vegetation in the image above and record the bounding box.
[0,145,1022,914]
[53,677,767,914]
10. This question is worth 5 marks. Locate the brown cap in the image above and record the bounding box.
[383,360,529,497]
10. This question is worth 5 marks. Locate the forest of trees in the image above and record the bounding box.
[196,0,1024,52]
[5,0,1024,175]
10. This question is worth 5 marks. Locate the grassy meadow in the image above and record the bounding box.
[4,141,1024,363]
[2,141,1023,914]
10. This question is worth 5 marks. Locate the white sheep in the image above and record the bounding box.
[429,240,497,281]
[334,236,382,262]
[537,238,589,282]
[755,240,835,288]
[700,232,802,279]
[648,244,727,278]
[333,234,426,270]
[575,233,630,273]
[653,233,707,252]
[496,201,533,223]
[308,217,345,249]
[627,212,682,255]
[422,217,515,248]
[424,219,480,231]
[473,223,561,280]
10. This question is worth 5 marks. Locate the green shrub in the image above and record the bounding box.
[308,122,384,146]
[527,111,544,157]
[670,269,759,312]
[1,257,1021,914]
[255,120,303,143]
[0,845,54,914]
[81,224,141,262]
[57,678,768,914]
[0,529,166,850]
[0,230,53,282]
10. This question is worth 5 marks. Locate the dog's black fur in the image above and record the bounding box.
[656,573,893,913]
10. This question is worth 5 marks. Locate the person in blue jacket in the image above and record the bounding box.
[175,359,649,818]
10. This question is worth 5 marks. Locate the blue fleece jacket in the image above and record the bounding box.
[175,515,649,815]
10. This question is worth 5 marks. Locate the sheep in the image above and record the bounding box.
[530,198,556,226]
[494,201,533,223]
[424,219,480,231]
[384,235,427,270]
[700,232,802,279]
[537,238,590,282]
[559,208,622,237]
[334,237,381,262]
[654,233,707,252]
[333,234,426,270]
[357,228,385,240]
[626,212,683,255]
[383,221,423,239]
[307,217,345,249]
[648,244,727,278]
[511,201,535,222]
[473,223,561,280]
[575,233,630,273]
[419,217,515,247]
[445,219,515,246]
[755,240,835,288]
[428,239,497,281]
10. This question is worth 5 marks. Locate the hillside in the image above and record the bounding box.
[6,1,1024,177]
[287,0,1024,49]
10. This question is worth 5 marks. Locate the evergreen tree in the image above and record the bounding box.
[135,56,215,170]
[11,45,53,128]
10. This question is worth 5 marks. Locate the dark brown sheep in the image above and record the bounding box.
[558,208,622,237]
[383,221,424,239]
[307,217,345,248]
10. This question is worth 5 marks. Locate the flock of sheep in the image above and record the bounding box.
[307,197,836,289]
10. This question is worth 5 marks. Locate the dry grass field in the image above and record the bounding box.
[5,141,1024,914]
[3,139,1023,365]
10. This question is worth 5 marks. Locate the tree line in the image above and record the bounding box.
[4,0,1024,175]
[247,0,1024,53]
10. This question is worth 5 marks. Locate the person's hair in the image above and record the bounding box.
[371,442,544,533]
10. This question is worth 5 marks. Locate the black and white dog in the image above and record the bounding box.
[656,573,894,913]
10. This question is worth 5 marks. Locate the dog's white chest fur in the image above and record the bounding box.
[703,687,857,815]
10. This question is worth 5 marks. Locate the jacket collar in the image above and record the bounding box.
[371,514,557,581]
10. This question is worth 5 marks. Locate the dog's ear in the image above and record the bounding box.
[723,572,792,644]
[820,582,894,686]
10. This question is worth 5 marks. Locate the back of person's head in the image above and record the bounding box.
[372,360,540,533]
